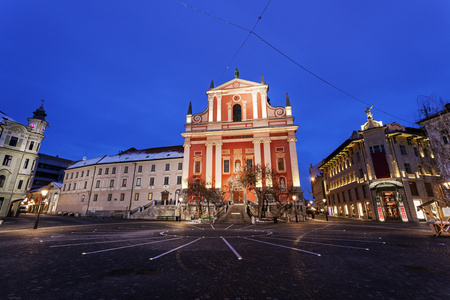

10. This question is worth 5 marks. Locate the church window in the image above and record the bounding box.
[194,161,201,174]
[233,104,242,122]
[223,160,230,173]
[277,157,285,171]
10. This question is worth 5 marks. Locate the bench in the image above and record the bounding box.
[157,216,175,221]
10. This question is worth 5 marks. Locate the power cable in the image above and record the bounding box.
[174,1,415,125]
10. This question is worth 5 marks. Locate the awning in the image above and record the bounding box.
[369,180,404,190]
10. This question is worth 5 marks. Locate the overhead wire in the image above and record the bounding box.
[174,1,415,125]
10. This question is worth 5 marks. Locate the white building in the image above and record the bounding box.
[56,146,184,217]
[0,103,48,217]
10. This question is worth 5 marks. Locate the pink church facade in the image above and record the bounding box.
[181,75,301,204]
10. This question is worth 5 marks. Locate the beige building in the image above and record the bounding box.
[318,108,441,222]
[0,103,48,217]
[56,146,184,217]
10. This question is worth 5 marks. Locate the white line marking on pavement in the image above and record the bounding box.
[238,225,255,230]
[261,236,370,250]
[224,224,233,230]
[188,225,204,230]
[222,238,242,260]
[81,237,182,255]
[244,237,321,256]
[150,238,202,260]
[211,224,216,230]
[51,237,162,248]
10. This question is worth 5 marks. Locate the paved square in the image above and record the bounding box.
[1,215,449,299]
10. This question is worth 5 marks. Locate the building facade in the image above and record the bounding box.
[56,146,184,217]
[418,103,450,200]
[181,74,301,205]
[318,108,440,222]
[31,153,75,189]
[0,103,48,217]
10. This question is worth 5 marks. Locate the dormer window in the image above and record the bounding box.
[233,104,242,122]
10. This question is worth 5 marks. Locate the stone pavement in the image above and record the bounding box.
[1,215,449,299]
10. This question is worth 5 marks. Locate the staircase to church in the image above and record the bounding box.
[216,205,251,224]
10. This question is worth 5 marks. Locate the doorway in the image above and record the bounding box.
[233,186,244,204]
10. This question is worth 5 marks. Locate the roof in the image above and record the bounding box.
[417,103,450,124]
[68,145,184,169]
[0,110,16,124]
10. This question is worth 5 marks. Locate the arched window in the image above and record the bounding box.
[0,175,5,188]
[233,104,242,122]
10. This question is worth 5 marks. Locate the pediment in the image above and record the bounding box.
[210,78,266,92]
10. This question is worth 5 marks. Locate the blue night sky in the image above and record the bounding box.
[1,1,449,198]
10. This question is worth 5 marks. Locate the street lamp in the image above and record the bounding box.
[33,190,47,229]
[323,198,328,221]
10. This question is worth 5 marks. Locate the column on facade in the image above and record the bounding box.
[208,94,214,123]
[215,142,222,189]
[242,101,247,121]
[182,143,191,189]
[251,90,259,120]
[216,94,222,122]
[384,138,400,177]
[263,139,272,186]
[363,143,375,180]
[260,89,268,119]
[205,142,214,188]
[287,137,301,187]
[253,139,262,187]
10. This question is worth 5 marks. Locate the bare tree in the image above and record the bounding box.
[183,176,224,219]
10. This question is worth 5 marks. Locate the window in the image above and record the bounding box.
[409,182,419,196]
[120,193,125,201]
[413,147,419,157]
[107,194,112,201]
[151,164,156,172]
[223,160,230,173]
[277,157,285,171]
[9,136,18,147]
[63,184,66,191]
[124,166,128,173]
[23,159,29,169]
[109,179,114,187]
[112,167,116,174]
[93,194,98,201]
[424,183,434,197]
[86,170,90,176]
[358,169,364,179]
[233,104,242,122]
[76,172,79,178]
[404,163,413,174]
[138,165,142,172]
[165,163,170,171]
[348,190,352,201]
[17,180,23,189]
[68,184,71,191]
[134,193,139,201]
[148,193,153,200]
[66,173,69,180]
[81,171,84,177]
[81,195,85,202]
[177,176,182,185]
[84,181,87,189]
[105,168,109,175]
[73,183,76,190]
[337,193,341,203]
[178,162,183,170]
[96,180,100,188]
[98,168,102,175]
[342,192,346,202]
[427,165,434,175]
[3,155,12,166]
[362,185,367,198]
[164,177,169,185]
[441,130,449,144]
[29,141,34,150]
[122,179,127,187]
[194,161,201,174]
[399,145,407,155]
[418,164,424,175]
[355,188,360,200]
[149,177,155,186]
[71,173,74,179]
[136,178,141,186]
[356,152,361,162]
[0,175,5,188]
[246,159,253,168]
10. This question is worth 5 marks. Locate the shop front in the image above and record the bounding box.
[369,180,408,222]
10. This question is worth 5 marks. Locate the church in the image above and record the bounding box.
[181,71,301,205]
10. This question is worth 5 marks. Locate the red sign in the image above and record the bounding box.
[399,206,408,221]
[377,206,385,222]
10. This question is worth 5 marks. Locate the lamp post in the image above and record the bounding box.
[33,190,47,229]
[323,198,328,221]
[293,195,298,223]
